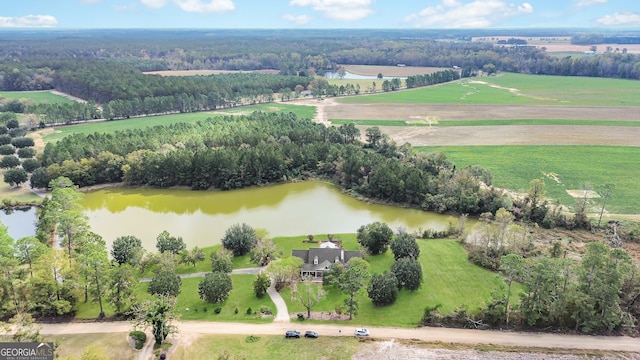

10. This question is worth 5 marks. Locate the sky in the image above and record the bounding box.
[0,0,639,29]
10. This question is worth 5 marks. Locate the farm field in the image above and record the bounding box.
[337,73,640,106]
[0,90,77,105]
[417,146,640,215]
[331,118,640,127]
[342,64,451,77]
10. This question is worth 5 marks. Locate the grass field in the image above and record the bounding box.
[417,146,640,215]
[48,333,137,360]
[171,334,363,360]
[281,240,517,328]
[40,103,316,142]
[331,118,640,127]
[76,274,275,322]
[337,73,640,106]
[0,90,76,105]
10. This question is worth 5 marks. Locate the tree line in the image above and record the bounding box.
[36,112,505,216]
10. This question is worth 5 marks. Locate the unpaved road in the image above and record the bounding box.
[38,321,640,353]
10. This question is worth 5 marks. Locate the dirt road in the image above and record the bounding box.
[38,321,640,353]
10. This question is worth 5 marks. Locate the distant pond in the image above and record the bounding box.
[2,181,451,252]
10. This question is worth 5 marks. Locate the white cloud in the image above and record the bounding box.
[79,0,102,4]
[173,0,235,13]
[290,0,374,21]
[283,14,312,25]
[576,0,606,8]
[140,0,168,8]
[0,15,58,28]
[595,12,640,27]
[405,0,533,28]
[114,3,138,12]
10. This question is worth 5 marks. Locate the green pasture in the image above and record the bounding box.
[417,146,640,214]
[337,73,640,106]
[40,103,316,142]
[282,240,517,328]
[0,90,76,105]
[331,119,640,127]
[172,334,362,360]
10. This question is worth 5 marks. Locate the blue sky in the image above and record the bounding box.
[1,0,639,29]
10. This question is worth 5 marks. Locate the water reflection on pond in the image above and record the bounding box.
[82,181,451,251]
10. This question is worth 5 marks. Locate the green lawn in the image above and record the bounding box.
[282,240,517,328]
[41,103,316,142]
[337,73,640,106]
[77,274,275,322]
[0,90,76,105]
[172,334,363,360]
[417,145,640,214]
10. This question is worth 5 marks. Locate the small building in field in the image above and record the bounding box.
[292,247,361,278]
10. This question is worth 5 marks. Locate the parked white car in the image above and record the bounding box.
[354,328,369,336]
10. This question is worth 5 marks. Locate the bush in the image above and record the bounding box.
[17,147,35,159]
[297,313,305,321]
[214,307,222,314]
[246,307,252,315]
[0,144,14,155]
[10,136,33,148]
[129,331,147,350]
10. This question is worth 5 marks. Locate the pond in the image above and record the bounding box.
[2,181,452,251]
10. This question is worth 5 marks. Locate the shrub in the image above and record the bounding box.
[297,313,305,321]
[246,307,252,315]
[0,144,14,155]
[10,136,34,148]
[17,147,35,159]
[214,307,222,314]
[129,331,147,350]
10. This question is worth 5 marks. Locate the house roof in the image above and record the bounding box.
[292,248,361,272]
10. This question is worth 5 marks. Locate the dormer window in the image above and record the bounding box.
[313,256,318,265]
[335,256,339,263]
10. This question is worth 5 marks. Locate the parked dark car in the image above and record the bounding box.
[304,331,318,338]
[285,330,301,338]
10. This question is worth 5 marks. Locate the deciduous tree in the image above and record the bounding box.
[132,294,179,346]
[253,273,271,299]
[390,232,420,260]
[111,235,143,266]
[390,257,422,291]
[337,258,370,320]
[210,247,233,273]
[357,221,393,255]
[368,271,398,306]
[198,271,232,303]
[156,231,186,255]
[222,223,257,256]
